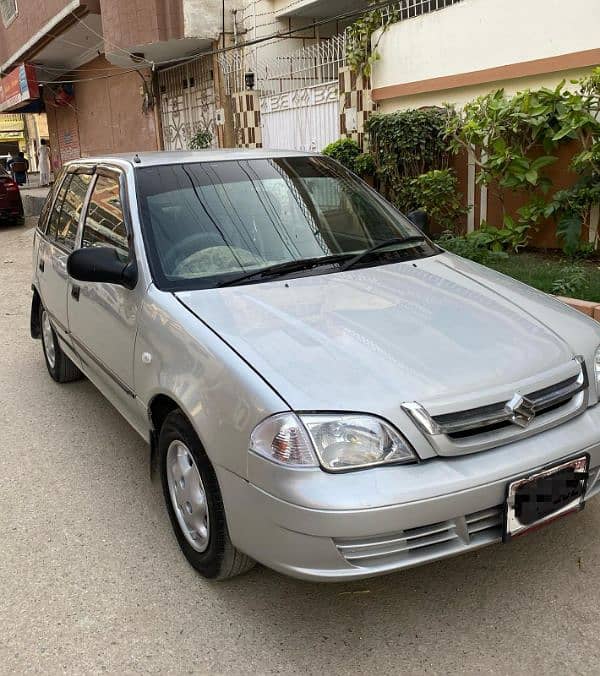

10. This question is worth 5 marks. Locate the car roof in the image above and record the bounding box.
[65,149,320,169]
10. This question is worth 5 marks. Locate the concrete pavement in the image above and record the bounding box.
[2,221,600,674]
[19,185,50,218]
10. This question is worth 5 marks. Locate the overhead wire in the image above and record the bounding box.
[33,1,395,85]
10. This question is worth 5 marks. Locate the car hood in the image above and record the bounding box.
[175,253,574,413]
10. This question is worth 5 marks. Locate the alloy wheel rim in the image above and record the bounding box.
[41,310,56,369]
[166,440,210,552]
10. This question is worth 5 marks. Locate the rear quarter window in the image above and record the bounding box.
[46,175,72,242]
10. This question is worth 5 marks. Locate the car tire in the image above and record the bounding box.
[159,409,256,581]
[39,305,82,383]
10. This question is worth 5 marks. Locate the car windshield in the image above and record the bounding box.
[136,156,439,290]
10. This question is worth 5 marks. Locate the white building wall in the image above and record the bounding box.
[236,0,340,74]
[372,0,600,110]
[183,0,242,38]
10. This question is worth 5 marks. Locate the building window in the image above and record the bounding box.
[0,0,17,26]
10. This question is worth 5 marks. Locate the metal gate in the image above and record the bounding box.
[219,36,345,152]
[158,57,217,151]
[260,83,339,151]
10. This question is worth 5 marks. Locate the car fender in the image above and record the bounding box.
[134,285,289,479]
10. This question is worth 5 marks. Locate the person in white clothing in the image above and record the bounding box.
[38,139,51,187]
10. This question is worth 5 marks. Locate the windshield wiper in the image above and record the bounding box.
[339,235,427,272]
[217,253,350,288]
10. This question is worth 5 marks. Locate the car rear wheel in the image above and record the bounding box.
[159,409,256,580]
[40,306,82,383]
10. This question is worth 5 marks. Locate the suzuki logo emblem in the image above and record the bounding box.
[504,393,536,428]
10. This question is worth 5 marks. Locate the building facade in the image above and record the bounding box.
[368,0,600,245]
[0,1,240,170]
[0,0,369,171]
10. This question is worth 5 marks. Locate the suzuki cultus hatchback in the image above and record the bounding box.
[31,151,600,580]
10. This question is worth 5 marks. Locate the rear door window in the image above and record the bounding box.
[54,173,93,251]
[82,174,129,261]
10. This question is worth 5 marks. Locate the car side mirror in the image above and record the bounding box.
[67,246,137,290]
[407,209,429,235]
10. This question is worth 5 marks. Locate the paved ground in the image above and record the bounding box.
[2,221,600,675]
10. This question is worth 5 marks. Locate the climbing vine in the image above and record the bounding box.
[345,2,399,76]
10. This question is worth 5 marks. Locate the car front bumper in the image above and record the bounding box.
[217,404,600,581]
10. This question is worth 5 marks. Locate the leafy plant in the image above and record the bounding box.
[494,216,534,252]
[438,218,535,258]
[366,108,451,206]
[445,72,600,253]
[550,177,600,256]
[445,86,566,194]
[353,152,376,177]
[558,68,600,176]
[550,264,588,297]
[437,230,508,264]
[345,3,399,76]
[189,128,213,150]
[322,138,361,171]
[409,169,468,232]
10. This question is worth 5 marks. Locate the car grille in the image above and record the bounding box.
[334,506,503,569]
[402,358,588,455]
[433,373,584,439]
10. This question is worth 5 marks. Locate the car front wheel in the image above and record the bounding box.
[159,409,255,580]
[39,306,82,383]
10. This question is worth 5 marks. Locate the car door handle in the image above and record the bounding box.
[71,285,80,301]
[38,258,44,272]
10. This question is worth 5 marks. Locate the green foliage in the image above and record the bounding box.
[353,152,376,177]
[366,109,467,228]
[439,217,534,258]
[494,217,533,253]
[445,86,567,193]
[366,108,451,204]
[556,212,583,258]
[189,128,212,150]
[322,138,361,171]
[574,242,597,260]
[409,169,468,232]
[345,3,399,76]
[558,68,600,176]
[437,230,508,264]
[550,264,588,297]
[445,70,600,253]
[549,176,600,255]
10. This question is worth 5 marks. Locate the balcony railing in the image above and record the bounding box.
[379,0,463,24]
[0,113,24,132]
[219,34,347,96]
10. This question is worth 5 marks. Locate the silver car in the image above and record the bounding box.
[31,150,600,581]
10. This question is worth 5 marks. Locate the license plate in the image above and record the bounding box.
[503,455,589,541]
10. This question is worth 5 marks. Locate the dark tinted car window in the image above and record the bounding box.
[82,175,128,261]
[136,156,438,291]
[55,174,93,251]
[38,169,65,234]
[47,174,72,241]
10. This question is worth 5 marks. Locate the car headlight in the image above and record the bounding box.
[595,345,600,394]
[250,413,416,471]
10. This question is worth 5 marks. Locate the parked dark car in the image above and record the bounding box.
[0,166,24,225]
